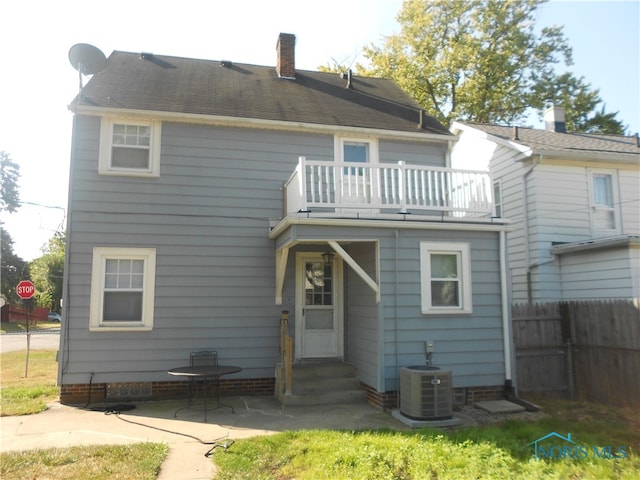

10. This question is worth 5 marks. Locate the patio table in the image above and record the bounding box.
[168,365,241,421]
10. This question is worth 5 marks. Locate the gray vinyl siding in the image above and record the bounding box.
[379,229,505,390]
[63,116,459,388]
[344,242,380,389]
[63,118,333,384]
[273,224,506,392]
[379,139,447,167]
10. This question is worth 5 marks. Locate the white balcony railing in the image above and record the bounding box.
[285,157,494,217]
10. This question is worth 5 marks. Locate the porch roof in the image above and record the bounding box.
[269,216,511,305]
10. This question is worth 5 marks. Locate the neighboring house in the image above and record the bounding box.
[451,108,640,304]
[59,33,512,408]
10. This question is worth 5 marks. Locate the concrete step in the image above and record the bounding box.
[280,362,366,406]
[281,388,368,406]
[291,362,356,380]
[293,376,362,395]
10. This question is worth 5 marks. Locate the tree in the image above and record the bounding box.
[531,72,627,134]
[29,232,65,311]
[580,106,627,135]
[363,0,574,127]
[1,151,21,213]
[1,228,29,305]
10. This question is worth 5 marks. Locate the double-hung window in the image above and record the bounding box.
[589,170,619,236]
[99,118,161,176]
[493,180,503,218]
[420,242,472,314]
[90,247,157,331]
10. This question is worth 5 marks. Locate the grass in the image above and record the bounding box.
[0,443,168,480]
[1,320,61,333]
[214,399,640,480]
[0,349,59,416]
[2,342,638,479]
[0,350,168,479]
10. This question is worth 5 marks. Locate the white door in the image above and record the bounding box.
[336,138,380,211]
[295,253,343,359]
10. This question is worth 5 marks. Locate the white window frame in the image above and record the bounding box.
[89,247,157,331]
[493,179,503,218]
[99,118,161,177]
[334,136,380,210]
[420,241,472,314]
[334,136,379,166]
[588,168,620,236]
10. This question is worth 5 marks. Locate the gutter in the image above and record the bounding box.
[269,216,511,239]
[551,235,640,255]
[69,105,456,144]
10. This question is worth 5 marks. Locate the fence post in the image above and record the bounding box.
[566,338,575,400]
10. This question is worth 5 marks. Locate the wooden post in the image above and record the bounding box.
[280,311,293,396]
[285,336,293,395]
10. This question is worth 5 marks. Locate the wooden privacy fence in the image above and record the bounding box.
[512,300,640,407]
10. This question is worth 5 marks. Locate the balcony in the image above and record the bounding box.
[284,157,494,218]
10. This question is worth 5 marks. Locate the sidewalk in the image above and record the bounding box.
[1,396,408,479]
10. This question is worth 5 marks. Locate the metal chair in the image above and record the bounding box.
[189,350,218,401]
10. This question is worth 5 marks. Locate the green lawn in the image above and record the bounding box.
[0,350,168,479]
[0,349,59,416]
[214,399,639,479]
[1,320,61,333]
[0,443,168,480]
[2,345,637,479]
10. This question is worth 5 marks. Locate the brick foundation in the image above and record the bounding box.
[60,377,275,406]
[362,383,506,411]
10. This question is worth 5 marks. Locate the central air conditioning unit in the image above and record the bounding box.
[400,366,453,420]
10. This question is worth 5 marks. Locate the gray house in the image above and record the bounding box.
[451,109,640,304]
[59,33,512,409]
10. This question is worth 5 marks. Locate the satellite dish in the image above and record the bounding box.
[68,43,106,90]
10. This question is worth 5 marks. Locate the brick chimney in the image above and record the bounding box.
[544,106,567,133]
[276,33,296,79]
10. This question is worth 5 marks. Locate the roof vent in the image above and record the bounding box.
[341,69,353,89]
[140,52,154,60]
[512,126,520,140]
[220,60,232,68]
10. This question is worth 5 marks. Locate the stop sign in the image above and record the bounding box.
[16,280,36,300]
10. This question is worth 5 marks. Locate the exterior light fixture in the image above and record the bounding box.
[321,251,335,265]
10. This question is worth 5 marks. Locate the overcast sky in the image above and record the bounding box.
[1,0,638,261]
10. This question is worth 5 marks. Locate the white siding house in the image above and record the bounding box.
[451,109,640,303]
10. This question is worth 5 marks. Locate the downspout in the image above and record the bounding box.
[523,154,542,302]
[394,230,400,408]
[500,230,512,383]
[502,229,538,411]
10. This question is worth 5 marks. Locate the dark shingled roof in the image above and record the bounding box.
[71,51,450,136]
[462,123,639,160]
